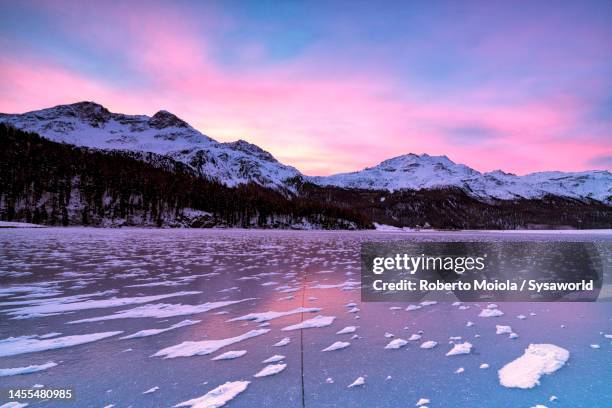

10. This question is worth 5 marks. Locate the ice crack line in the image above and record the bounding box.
[299,270,307,408]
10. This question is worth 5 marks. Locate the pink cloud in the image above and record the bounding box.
[1,2,610,175]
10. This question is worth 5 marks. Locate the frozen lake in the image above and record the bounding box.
[0,228,611,407]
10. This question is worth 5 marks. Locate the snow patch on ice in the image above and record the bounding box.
[408,334,422,341]
[262,355,285,364]
[6,291,202,319]
[228,307,320,323]
[336,326,357,335]
[0,361,57,377]
[479,308,504,318]
[153,329,269,359]
[70,299,255,323]
[0,332,122,357]
[446,342,472,356]
[254,363,286,378]
[420,341,438,349]
[348,377,365,388]
[385,338,408,350]
[273,337,291,347]
[0,402,29,408]
[174,381,250,408]
[120,319,200,339]
[496,325,513,335]
[498,344,570,389]
[212,350,247,361]
[416,398,430,406]
[281,315,335,331]
[322,341,350,352]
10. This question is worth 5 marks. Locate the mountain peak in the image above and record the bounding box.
[149,110,189,129]
[223,139,277,162]
[56,101,109,114]
[2,102,609,205]
[487,169,516,177]
[0,102,302,191]
[378,152,455,168]
[46,101,112,127]
[68,101,106,110]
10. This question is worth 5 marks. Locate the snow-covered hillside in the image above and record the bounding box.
[0,102,301,190]
[311,153,612,204]
[1,102,610,205]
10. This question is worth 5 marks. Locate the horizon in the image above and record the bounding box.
[1,0,611,175]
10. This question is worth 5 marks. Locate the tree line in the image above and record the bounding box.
[0,124,371,229]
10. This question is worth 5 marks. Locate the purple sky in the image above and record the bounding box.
[1,0,611,175]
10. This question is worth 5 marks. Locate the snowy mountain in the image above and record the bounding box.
[0,102,301,191]
[311,153,612,204]
[1,102,610,205]
[0,125,367,229]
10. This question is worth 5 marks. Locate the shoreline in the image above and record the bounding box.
[1,221,611,234]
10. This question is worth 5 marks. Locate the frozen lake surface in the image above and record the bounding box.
[0,228,611,407]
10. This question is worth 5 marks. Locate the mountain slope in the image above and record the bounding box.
[1,102,609,206]
[310,153,612,204]
[0,102,301,191]
[2,123,610,229]
[298,182,612,229]
[0,124,368,229]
